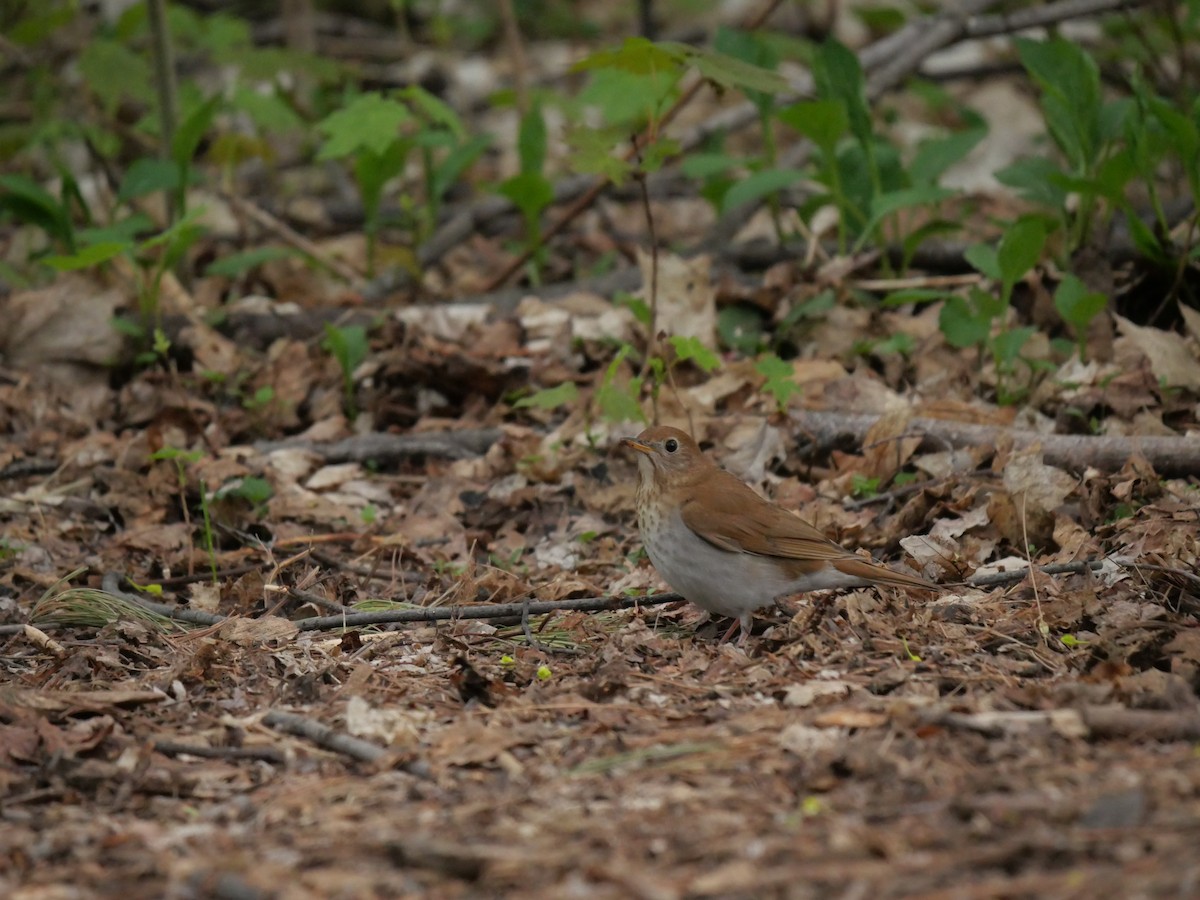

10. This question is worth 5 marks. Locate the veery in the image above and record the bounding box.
[622,425,938,642]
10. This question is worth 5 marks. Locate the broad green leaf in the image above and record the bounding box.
[668,335,721,373]
[755,353,801,409]
[680,152,736,180]
[855,186,954,251]
[813,40,872,149]
[430,134,491,200]
[1054,274,1108,330]
[317,93,412,160]
[574,68,677,128]
[400,86,465,138]
[518,104,547,176]
[0,174,75,250]
[996,157,1068,209]
[909,123,987,186]
[674,43,788,96]
[991,326,1036,368]
[1015,37,1101,170]
[79,38,153,115]
[172,94,221,167]
[776,100,849,154]
[497,171,554,221]
[713,26,779,110]
[964,243,1001,281]
[43,241,128,271]
[515,382,579,410]
[939,295,991,348]
[720,167,805,214]
[718,305,765,355]
[205,246,297,277]
[997,217,1046,287]
[572,37,685,77]
[232,86,304,133]
[322,323,368,374]
[117,158,182,203]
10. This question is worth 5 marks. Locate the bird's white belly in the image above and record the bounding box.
[641,508,874,619]
[641,511,803,619]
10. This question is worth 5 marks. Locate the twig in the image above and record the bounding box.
[961,0,1147,41]
[963,560,1108,589]
[221,191,366,285]
[792,408,1200,477]
[262,710,403,766]
[294,592,683,631]
[101,572,228,626]
[152,740,287,764]
[253,429,502,463]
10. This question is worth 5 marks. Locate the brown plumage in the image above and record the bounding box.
[622,425,938,642]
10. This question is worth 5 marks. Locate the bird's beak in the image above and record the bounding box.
[620,437,653,455]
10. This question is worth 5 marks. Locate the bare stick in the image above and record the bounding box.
[792,408,1200,477]
[261,710,388,764]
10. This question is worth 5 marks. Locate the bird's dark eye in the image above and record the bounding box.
[664,438,679,453]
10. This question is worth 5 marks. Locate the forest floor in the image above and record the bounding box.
[3,1,1200,898]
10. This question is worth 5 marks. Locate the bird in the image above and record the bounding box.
[621,425,939,643]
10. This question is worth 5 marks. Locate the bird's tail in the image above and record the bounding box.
[832,556,940,592]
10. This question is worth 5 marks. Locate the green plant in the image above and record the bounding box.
[316,87,489,274]
[774,40,980,259]
[1054,274,1108,361]
[938,215,1048,403]
[321,323,369,419]
[755,353,801,412]
[150,447,217,582]
[496,103,555,283]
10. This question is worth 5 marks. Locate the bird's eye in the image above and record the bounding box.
[664,438,679,453]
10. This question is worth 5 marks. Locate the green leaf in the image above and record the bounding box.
[515,382,579,410]
[430,134,491,201]
[963,243,1001,281]
[572,37,685,77]
[668,335,721,372]
[517,104,547,176]
[720,167,805,214]
[755,353,801,410]
[1054,274,1108,331]
[776,100,849,154]
[497,171,555,222]
[995,157,1069,209]
[0,174,75,251]
[231,87,304,133]
[939,295,991,348]
[680,152,737,180]
[997,217,1046,288]
[204,246,298,277]
[216,476,273,505]
[79,38,153,116]
[172,94,221,168]
[1015,37,1101,171]
[672,43,789,96]
[117,158,183,204]
[574,68,677,129]
[991,326,1035,369]
[321,323,369,375]
[908,123,987,186]
[316,93,412,160]
[43,241,128,271]
[399,85,465,138]
[613,291,651,326]
[812,40,872,149]
[717,305,765,355]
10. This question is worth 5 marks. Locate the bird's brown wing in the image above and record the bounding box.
[678,468,851,562]
[679,467,938,589]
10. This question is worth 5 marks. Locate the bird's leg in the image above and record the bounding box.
[718,618,743,644]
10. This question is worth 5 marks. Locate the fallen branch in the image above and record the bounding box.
[261,710,430,777]
[792,409,1200,476]
[151,739,287,765]
[294,592,684,631]
[253,428,502,463]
